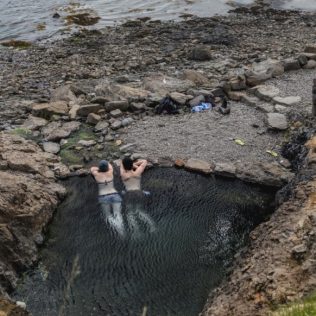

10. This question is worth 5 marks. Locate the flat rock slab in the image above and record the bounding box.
[22,115,48,130]
[77,104,102,117]
[273,96,302,106]
[42,121,81,141]
[94,120,109,132]
[267,113,288,130]
[184,158,213,174]
[255,85,280,101]
[43,142,60,154]
[32,101,69,119]
[78,140,96,147]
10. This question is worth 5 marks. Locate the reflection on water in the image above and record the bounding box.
[14,168,275,316]
[1,0,315,41]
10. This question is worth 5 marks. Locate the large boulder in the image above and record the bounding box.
[143,75,195,97]
[181,69,210,86]
[266,113,288,130]
[50,85,77,103]
[41,121,81,141]
[22,115,48,131]
[252,59,284,77]
[0,133,67,293]
[32,101,69,119]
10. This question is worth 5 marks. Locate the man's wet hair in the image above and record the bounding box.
[122,157,134,171]
[99,160,109,172]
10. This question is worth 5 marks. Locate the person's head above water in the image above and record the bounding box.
[122,157,134,171]
[98,160,109,172]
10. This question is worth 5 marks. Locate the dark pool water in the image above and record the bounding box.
[14,168,275,316]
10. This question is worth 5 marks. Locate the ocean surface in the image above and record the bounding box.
[0,0,316,42]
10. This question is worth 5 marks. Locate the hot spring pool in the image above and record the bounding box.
[14,168,275,316]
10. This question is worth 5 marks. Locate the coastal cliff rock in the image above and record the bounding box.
[0,133,67,294]
[203,136,316,316]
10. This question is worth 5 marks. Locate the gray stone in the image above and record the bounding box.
[275,104,288,114]
[189,95,205,107]
[241,95,260,107]
[104,100,129,112]
[245,68,273,86]
[252,59,284,77]
[77,104,102,117]
[256,103,275,113]
[143,75,195,97]
[32,101,69,119]
[273,96,302,106]
[78,140,96,147]
[184,158,214,174]
[110,109,123,118]
[94,120,109,132]
[22,115,48,130]
[255,85,280,101]
[181,69,210,86]
[50,85,77,103]
[297,55,308,67]
[42,121,81,141]
[111,120,122,130]
[303,60,316,69]
[214,163,236,178]
[120,143,136,153]
[230,76,247,91]
[267,113,288,130]
[283,58,301,71]
[69,104,80,119]
[169,92,192,105]
[91,96,110,105]
[86,113,101,125]
[292,244,308,261]
[189,46,212,61]
[236,162,294,187]
[131,103,145,111]
[43,142,60,154]
[300,52,316,61]
[122,117,134,127]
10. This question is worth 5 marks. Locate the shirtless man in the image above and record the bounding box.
[91,160,125,237]
[120,158,155,235]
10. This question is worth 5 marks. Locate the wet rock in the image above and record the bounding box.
[120,143,136,153]
[267,113,288,131]
[189,46,212,61]
[77,104,102,117]
[255,85,280,102]
[252,59,284,77]
[22,115,48,130]
[110,109,123,118]
[32,101,69,119]
[184,158,214,174]
[273,96,301,106]
[50,86,77,103]
[283,58,301,71]
[86,113,101,125]
[43,142,60,154]
[181,69,210,86]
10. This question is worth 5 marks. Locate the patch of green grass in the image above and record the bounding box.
[272,292,316,316]
[10,128,33,139]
